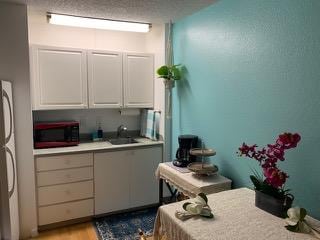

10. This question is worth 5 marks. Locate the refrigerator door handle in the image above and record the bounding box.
[5,146,15,198]
[3,90,13,144]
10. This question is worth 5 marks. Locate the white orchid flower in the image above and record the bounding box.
[285,207,301,226]
[185,202,203,215]
[193,195,207,206]
[284,207,320,239]
[176,193,213,221]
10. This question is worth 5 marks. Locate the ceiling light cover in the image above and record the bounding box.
[48,13,150,33]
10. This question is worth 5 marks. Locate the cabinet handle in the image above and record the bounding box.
[65,209,71,214]
[3,90,13,144]
[65,174,71,179]
[65,159,71,165]
[65,190,71,195]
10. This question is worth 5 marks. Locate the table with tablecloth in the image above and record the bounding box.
[156,162,232,202]
[153,188,320,240]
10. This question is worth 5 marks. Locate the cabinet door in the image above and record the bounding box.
[88,51,123,108]
[123,53,154,108]
[31,45,88,110]
[94,151,130,215]
[129,146,162,208]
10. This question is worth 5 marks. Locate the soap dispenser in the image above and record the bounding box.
[97,122,103,139]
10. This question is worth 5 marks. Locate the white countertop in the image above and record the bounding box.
[33,138,164,156]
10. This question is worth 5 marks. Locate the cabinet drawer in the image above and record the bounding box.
[36,153,93,172]
[37,167,93,187]
[38,181,93,206]
[38,199,93,226]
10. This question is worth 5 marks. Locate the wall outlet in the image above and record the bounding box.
[79,116,87,128]
[30,228,38,237]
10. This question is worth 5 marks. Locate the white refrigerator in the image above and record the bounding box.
[0,80,19,240]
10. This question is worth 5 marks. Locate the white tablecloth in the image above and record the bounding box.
[156,162,232,198]
[154,188,320,240]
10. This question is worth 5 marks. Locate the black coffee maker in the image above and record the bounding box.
[173,135,198,167]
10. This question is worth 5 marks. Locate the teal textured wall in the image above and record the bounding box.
[172,0,320,218]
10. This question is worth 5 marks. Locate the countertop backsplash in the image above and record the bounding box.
[32,108,141,134]
[79,130,141,142]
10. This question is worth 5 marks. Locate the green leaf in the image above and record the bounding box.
[171,67,181,80]
[198,193,208,204]
[299,208,307,221]
[157,75,167,79]
[156,64,182,81]
[200,208,213,218]
[250,175,262,190]
[285,224,299,232]
[182,202,192,211]
[259,181,284,199]
[201,212,214,218]
[156,66,169,77]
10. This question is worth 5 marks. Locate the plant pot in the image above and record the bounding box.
[255,190,294,218]
[163,79,175,89]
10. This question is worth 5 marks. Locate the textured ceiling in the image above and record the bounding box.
[26,0,217,23]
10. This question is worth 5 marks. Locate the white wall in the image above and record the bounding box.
[0,2,37,239]
[146,22,166,140]
[28,8,166,139]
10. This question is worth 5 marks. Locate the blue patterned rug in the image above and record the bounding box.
[94,207,158,240]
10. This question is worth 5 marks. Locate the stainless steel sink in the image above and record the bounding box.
[108,137,138,145]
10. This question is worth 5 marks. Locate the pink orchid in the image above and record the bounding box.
[277,133,301,149]
[263,167,288,188]
[238,132,301,189]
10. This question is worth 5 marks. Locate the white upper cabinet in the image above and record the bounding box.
[30,45,155,110]
[31,45,88,110]
[123,53,154,108]
[88,51,123,108]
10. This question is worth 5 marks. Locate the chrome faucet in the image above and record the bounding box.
[117,125,128,138]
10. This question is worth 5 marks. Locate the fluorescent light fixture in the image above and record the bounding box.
[47,13,151,33]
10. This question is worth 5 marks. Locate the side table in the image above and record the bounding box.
[156,162,232,204]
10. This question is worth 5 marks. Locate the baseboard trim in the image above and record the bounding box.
[38,216,93,231]
[94,203,159,219]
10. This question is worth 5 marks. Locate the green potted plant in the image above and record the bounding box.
[156,64,181,89]
[237,132,301,218]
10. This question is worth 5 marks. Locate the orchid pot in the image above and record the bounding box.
[255,190,294,218]
[238,132,301,218]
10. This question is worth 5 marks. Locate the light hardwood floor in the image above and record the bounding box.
[29,222,154,240]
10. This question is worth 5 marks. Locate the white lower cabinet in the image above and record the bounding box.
[38,181,93,206]
[94,146,162,215]
[129,146,162,208]
[35,145,163,226]
[37,167,93,187]
[38,199,93,226]
[94,150,130,214]
[35,153,94,226]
